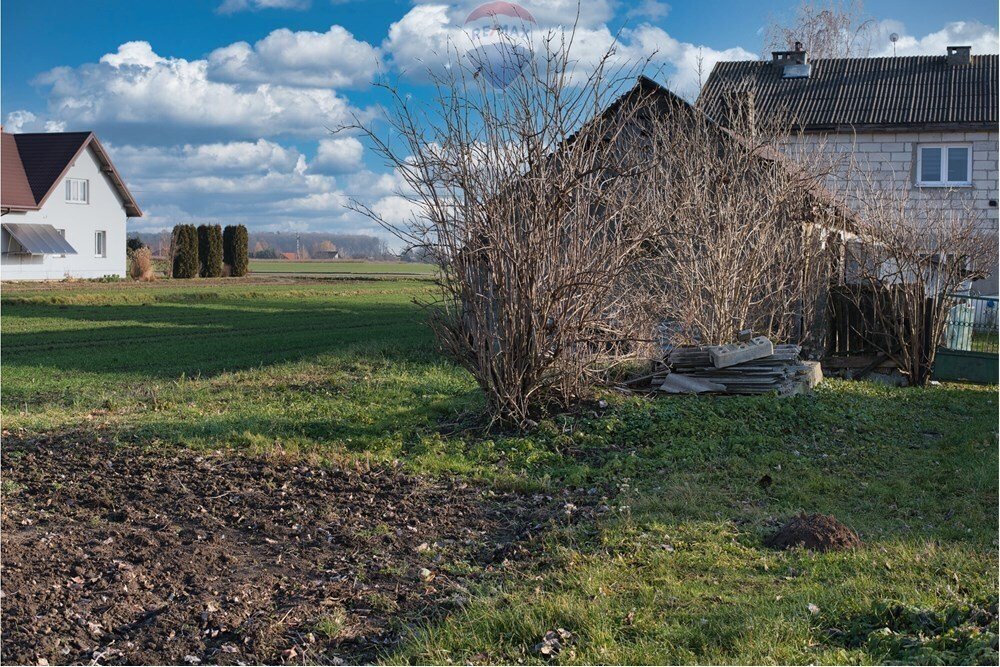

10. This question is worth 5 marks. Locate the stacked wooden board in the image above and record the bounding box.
[655,340,822,396]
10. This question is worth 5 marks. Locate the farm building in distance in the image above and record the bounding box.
[1,128,142,280]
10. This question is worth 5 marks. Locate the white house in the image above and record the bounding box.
[1,128,142,280]
[699,45,999,292]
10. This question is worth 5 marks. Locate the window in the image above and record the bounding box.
[917,144,972,186]
[65,178,89,203]
[95,231,106,258]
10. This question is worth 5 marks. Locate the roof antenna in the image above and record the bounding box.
[889,33,899,57]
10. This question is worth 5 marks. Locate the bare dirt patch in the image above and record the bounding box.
[764,513,862,552]
[1,433,566,665]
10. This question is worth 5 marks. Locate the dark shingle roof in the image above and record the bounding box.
[1,129,142,216]
[12,132,92,203]
[698,54,999,131]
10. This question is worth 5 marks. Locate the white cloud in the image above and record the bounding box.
[384,5,458,79]
[216,0,310,14]
[106,139,399,239]
[626,0,670,22]
[207,25,379,88]
[107,139,304,176]
[34,41,368,141]
[372,195,422,226]
[312,136,365,173]
[872,20,999,57]
[4,110,37,132]
[382,5,753,96]
[615,25,756,95]
[3,110,69,133]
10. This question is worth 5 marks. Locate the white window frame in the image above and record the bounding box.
[916,143,973,187]
[65,178,89,204]
[95,230,107,258]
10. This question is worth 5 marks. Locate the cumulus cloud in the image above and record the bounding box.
[383,6,753,96]
[105,139,398,238]
[626,0,670,22]
[312,136,365,173]
[4,110,38,132]
[383,5,458,78]
[3,110,68,133]
[108,139,304,176]
[207,25,379,88]
[372,195,422,226]
[34,41,368,142]
[217,0,310,15]
[872,20,999,57]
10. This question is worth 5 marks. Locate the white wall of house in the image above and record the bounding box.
[1,145,129,281]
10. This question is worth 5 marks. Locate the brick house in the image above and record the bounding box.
[698,45,999,293]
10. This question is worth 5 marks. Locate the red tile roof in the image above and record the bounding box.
[1,131,35,209]
[0,128,142,216]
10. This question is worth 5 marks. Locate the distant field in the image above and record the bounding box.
[249,259,436,277]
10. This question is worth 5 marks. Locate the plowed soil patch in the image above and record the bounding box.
[1,434,561,665]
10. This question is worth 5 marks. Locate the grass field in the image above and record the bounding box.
[249,259,436,277]
[2,279,997,664]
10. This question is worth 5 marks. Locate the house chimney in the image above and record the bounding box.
[771,42,811,78]
[946,45,971,66]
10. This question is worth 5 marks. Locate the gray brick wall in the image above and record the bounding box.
[790,130,1000,234]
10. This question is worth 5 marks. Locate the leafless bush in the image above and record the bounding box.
[128,246,155,281]
[637,101,845,348]
[764,0,876,58]
[844,172,996,386]
[348,30,668,425]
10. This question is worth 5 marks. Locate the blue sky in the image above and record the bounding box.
[2,0,998,239]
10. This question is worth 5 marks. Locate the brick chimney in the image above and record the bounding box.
[772,41,811,78]
[946,45,971,66]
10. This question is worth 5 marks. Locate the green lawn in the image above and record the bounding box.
[249,259,436,277]
[2,280,997,664]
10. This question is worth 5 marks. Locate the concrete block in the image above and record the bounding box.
[708,337,774,369]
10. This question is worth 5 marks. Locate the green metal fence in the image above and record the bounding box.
[941,294,999,353]
[934,293,999,384]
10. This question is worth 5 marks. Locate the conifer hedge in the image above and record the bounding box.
[223,224,249,277]
[198,224,223,278]
[171,224,199,279]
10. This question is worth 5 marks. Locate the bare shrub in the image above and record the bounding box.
[843,175,996,386]
[128,246,155,281]
[348,32,666,425]
[636,101,846,348]
[764,0,877,58]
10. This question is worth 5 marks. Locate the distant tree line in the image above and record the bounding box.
[134,230,394,261]
[250,232,393,260]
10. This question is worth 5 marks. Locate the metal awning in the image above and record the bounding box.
[2,223,77,255]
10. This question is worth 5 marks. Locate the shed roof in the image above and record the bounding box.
[698,53,999,131]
